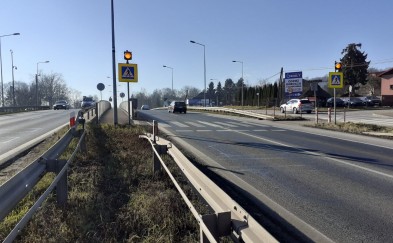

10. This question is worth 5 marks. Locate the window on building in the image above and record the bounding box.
[390,85,393,90]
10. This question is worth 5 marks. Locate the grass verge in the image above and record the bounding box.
[1,123,205,242]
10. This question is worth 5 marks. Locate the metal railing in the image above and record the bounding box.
[140,120,278,243]
[0,124,86,243]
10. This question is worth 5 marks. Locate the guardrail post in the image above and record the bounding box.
[153,120,158,143]
[46,159,68,205]
[201,211,231,242]
[153,145,167,173]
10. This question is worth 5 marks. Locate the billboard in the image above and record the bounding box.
[284,71,302,99]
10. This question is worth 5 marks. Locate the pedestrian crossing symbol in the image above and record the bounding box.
[328,72,343,88]
[118,63,138,82]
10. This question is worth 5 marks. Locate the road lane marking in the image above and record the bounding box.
[185,121,205,127]
[196,130,212,132]
[0,137,19,143]
[231,129,393,180]
[170,121,189,127]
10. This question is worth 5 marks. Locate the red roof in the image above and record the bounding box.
[378,67,393,77]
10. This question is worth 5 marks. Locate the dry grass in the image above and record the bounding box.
[1,123,202,242]
[311,121,393,136]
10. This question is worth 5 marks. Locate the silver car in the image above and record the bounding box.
[280,99,313,114]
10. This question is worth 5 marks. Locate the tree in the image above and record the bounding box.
[340,43,370,89]
[223,78,235,105]
[207,81,215,101]
[216,82,223,105]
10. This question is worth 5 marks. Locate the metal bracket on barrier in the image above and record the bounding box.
[201,211,231,242]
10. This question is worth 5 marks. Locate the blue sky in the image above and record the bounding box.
[1,0,393,100]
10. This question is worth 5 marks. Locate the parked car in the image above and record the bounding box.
[362,96,381,106]
[326,97,345,107]
[168,101,187,113]
[81,96,95,108]
[141,104,150,110]
[280,99,313,114]
[341,97,365,107]
[53,100,70,110]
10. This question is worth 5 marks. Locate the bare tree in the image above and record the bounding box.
[39,72,68,106]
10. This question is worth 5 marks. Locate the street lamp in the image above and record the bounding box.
[10,50,17,106]
[163,65,174,91]
[232,60,244,107]
[36,60,49,107]
[0,32,20,107]
[190,40,206,107]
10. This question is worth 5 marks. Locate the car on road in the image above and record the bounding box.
[280,99,313,114]
[168,101,187,113]
[326,97,345,107]
[362,96,381,106]
[341,97,365,107]
[53,100,70,110]
[81,96,95,109]
[141,105,150,110]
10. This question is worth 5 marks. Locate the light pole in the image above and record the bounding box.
[10,50,17,106]
[190,40,206,107]
[0,32,20,107]
[163,65,174,91]
[256,92,260,108]
[36,60,49,107]
[232,60,244,107]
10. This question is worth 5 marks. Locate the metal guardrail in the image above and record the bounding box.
[0,125,86,243]
[140,121,278,243]
[187,106,276,120]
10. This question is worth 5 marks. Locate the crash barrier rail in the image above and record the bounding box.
[119,100,136,119]
[139,120,278,243]
[187,106,275,120]
[0,121,86,242]
[0,105,50,113]
[96,100,111,122]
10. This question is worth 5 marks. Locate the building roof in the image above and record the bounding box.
[378,67,393,77]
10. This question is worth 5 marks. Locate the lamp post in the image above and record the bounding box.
[36,60,49,107]
[190,40,206,107]
[10,50,17,106]
[256,92,260,108]
[163,65,174,91]
[0,32,20,107]
[232,60,244,107]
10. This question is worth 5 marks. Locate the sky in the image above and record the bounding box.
[1,0,393,101]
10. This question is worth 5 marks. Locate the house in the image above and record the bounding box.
[378,67,393,106]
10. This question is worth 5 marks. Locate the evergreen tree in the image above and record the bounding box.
[340,43,370,88]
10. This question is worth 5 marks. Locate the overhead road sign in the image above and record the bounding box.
[328,72,343,89]
[118,63,138,82]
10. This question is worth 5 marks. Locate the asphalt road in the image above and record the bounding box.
[0,109,76,164]
[137,109,393,242]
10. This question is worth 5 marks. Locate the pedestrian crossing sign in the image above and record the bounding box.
[118,63,138,82]
[328,72,343,88]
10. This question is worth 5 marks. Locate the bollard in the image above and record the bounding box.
[344,108,346,123]
[328,108,331,123]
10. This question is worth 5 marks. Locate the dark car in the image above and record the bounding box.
[362,96,381,106]
[81,96,95,108]
[141,105,150,110]
[53,100,70,110]
[168,101,187,113]
[342,97,365,107]
[326,97,345,107]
